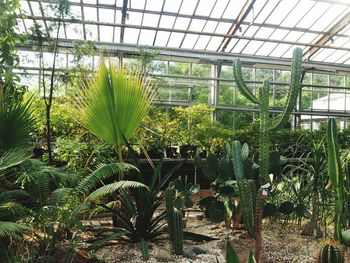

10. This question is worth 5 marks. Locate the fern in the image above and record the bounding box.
[0,221,28,239]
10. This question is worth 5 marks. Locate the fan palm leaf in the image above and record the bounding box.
[0,93,35,150]
[76,59,156,155]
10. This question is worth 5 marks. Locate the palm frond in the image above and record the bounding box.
[49,188,73,206]
[0,148,31,175]
[76,60,157,147]
[76,162,139,194]
[0,94,35,149]
[86,181,148,201]
[0,190,30,203]
[0,202,29,221]
[0,221,28,239]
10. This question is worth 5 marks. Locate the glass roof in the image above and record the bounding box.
[16,0,350,65]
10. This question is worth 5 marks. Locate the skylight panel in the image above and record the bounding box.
[127,12,143,26]
[65,23,84,40]
[138,30,156,45]
[225,38,239,52]
[159,16,176,28]
[310,5,347,31]
[210,0,229,19]
[244,0,268,24]
[98,0,114,5]
[131,0,146,9]
[84,0,96,4]
[282,45,304,58]
[19,51,39,67]
[323,50,348,63]
[284,31,304,42]
[154,31,171,47]
[195,0,216,17]
[269,29,289,40]
[206,37,224,51]
[242,40,264,54]
[98,8,115,23]
[254,0,279,23]
[113,27,121,42]
[145,0,164,12]
[311,48,336,62]
[255,42,278,56]
[163,0,182,13]
[22,19,34,33]
[222,0,246,19]
[297,33,318,43]
[189,19,206,32]
[179,0,198,15]
[167,33,185,48]
[232,39,249,53]
[202,21,218,33]
[296,2,330,29]
[29,2,41,16]
[333,37,349,47]
[243,26,259,37]
[15,20,27,34]
[124,28,140,44]
[84,7,98,22]
[99,26,114,42]
[255,27,274,38]
[142,14,160,27]
[70,6,82,20]
[194,35,211,50]
[336,51,350,64]
[280,1,314,28]
[215,22,232,34]
[265,0,299,25]
[173,17,191,30]
[269,43,292,57]
[19,1,31,15]
[182,34,198,49]
[85,24,98,40]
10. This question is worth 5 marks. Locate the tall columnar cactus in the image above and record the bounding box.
[172,208,184,255]
[165,187,175,241]
[233,47,303,184]
[327,118,345,241]
[232,140,256,237]
[317,240,344,263]
[233,47,303,262]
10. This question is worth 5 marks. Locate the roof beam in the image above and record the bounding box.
[217,0,256,52]
[303,10,350,61]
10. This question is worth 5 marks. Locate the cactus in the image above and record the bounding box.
[233,47,303,184]
[327,118,345,241]
[233,47,303,262]
[317,240,344,263]
[165,187,175,241]
[172,208,184,255]
[238,179,256,237]
[232,140,257,237]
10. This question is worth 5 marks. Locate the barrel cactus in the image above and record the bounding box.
[316,240,344,263]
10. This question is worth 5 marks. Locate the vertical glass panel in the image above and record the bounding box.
[192,64,211,77]
[219,85,233,105]
[169,62,189,75]
[191,85,209,104]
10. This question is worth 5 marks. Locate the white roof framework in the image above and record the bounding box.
[15,0,350,67]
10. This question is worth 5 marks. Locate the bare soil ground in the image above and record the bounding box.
[89,216,350,263]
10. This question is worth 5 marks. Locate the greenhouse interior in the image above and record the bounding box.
[2,0,350,262]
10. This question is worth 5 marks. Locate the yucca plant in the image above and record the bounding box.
[76,59,156,162]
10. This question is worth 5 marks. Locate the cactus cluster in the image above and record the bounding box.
[317,240,344,263]
[165,186,183,255]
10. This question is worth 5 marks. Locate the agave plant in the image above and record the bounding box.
[79,158,184,261]
[76,59,156,162]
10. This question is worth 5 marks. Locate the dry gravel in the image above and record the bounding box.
[92,217,350,263]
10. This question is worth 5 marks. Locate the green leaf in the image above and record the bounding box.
[226,241,240,263]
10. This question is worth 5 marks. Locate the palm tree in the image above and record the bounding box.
[76,59,156,162]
